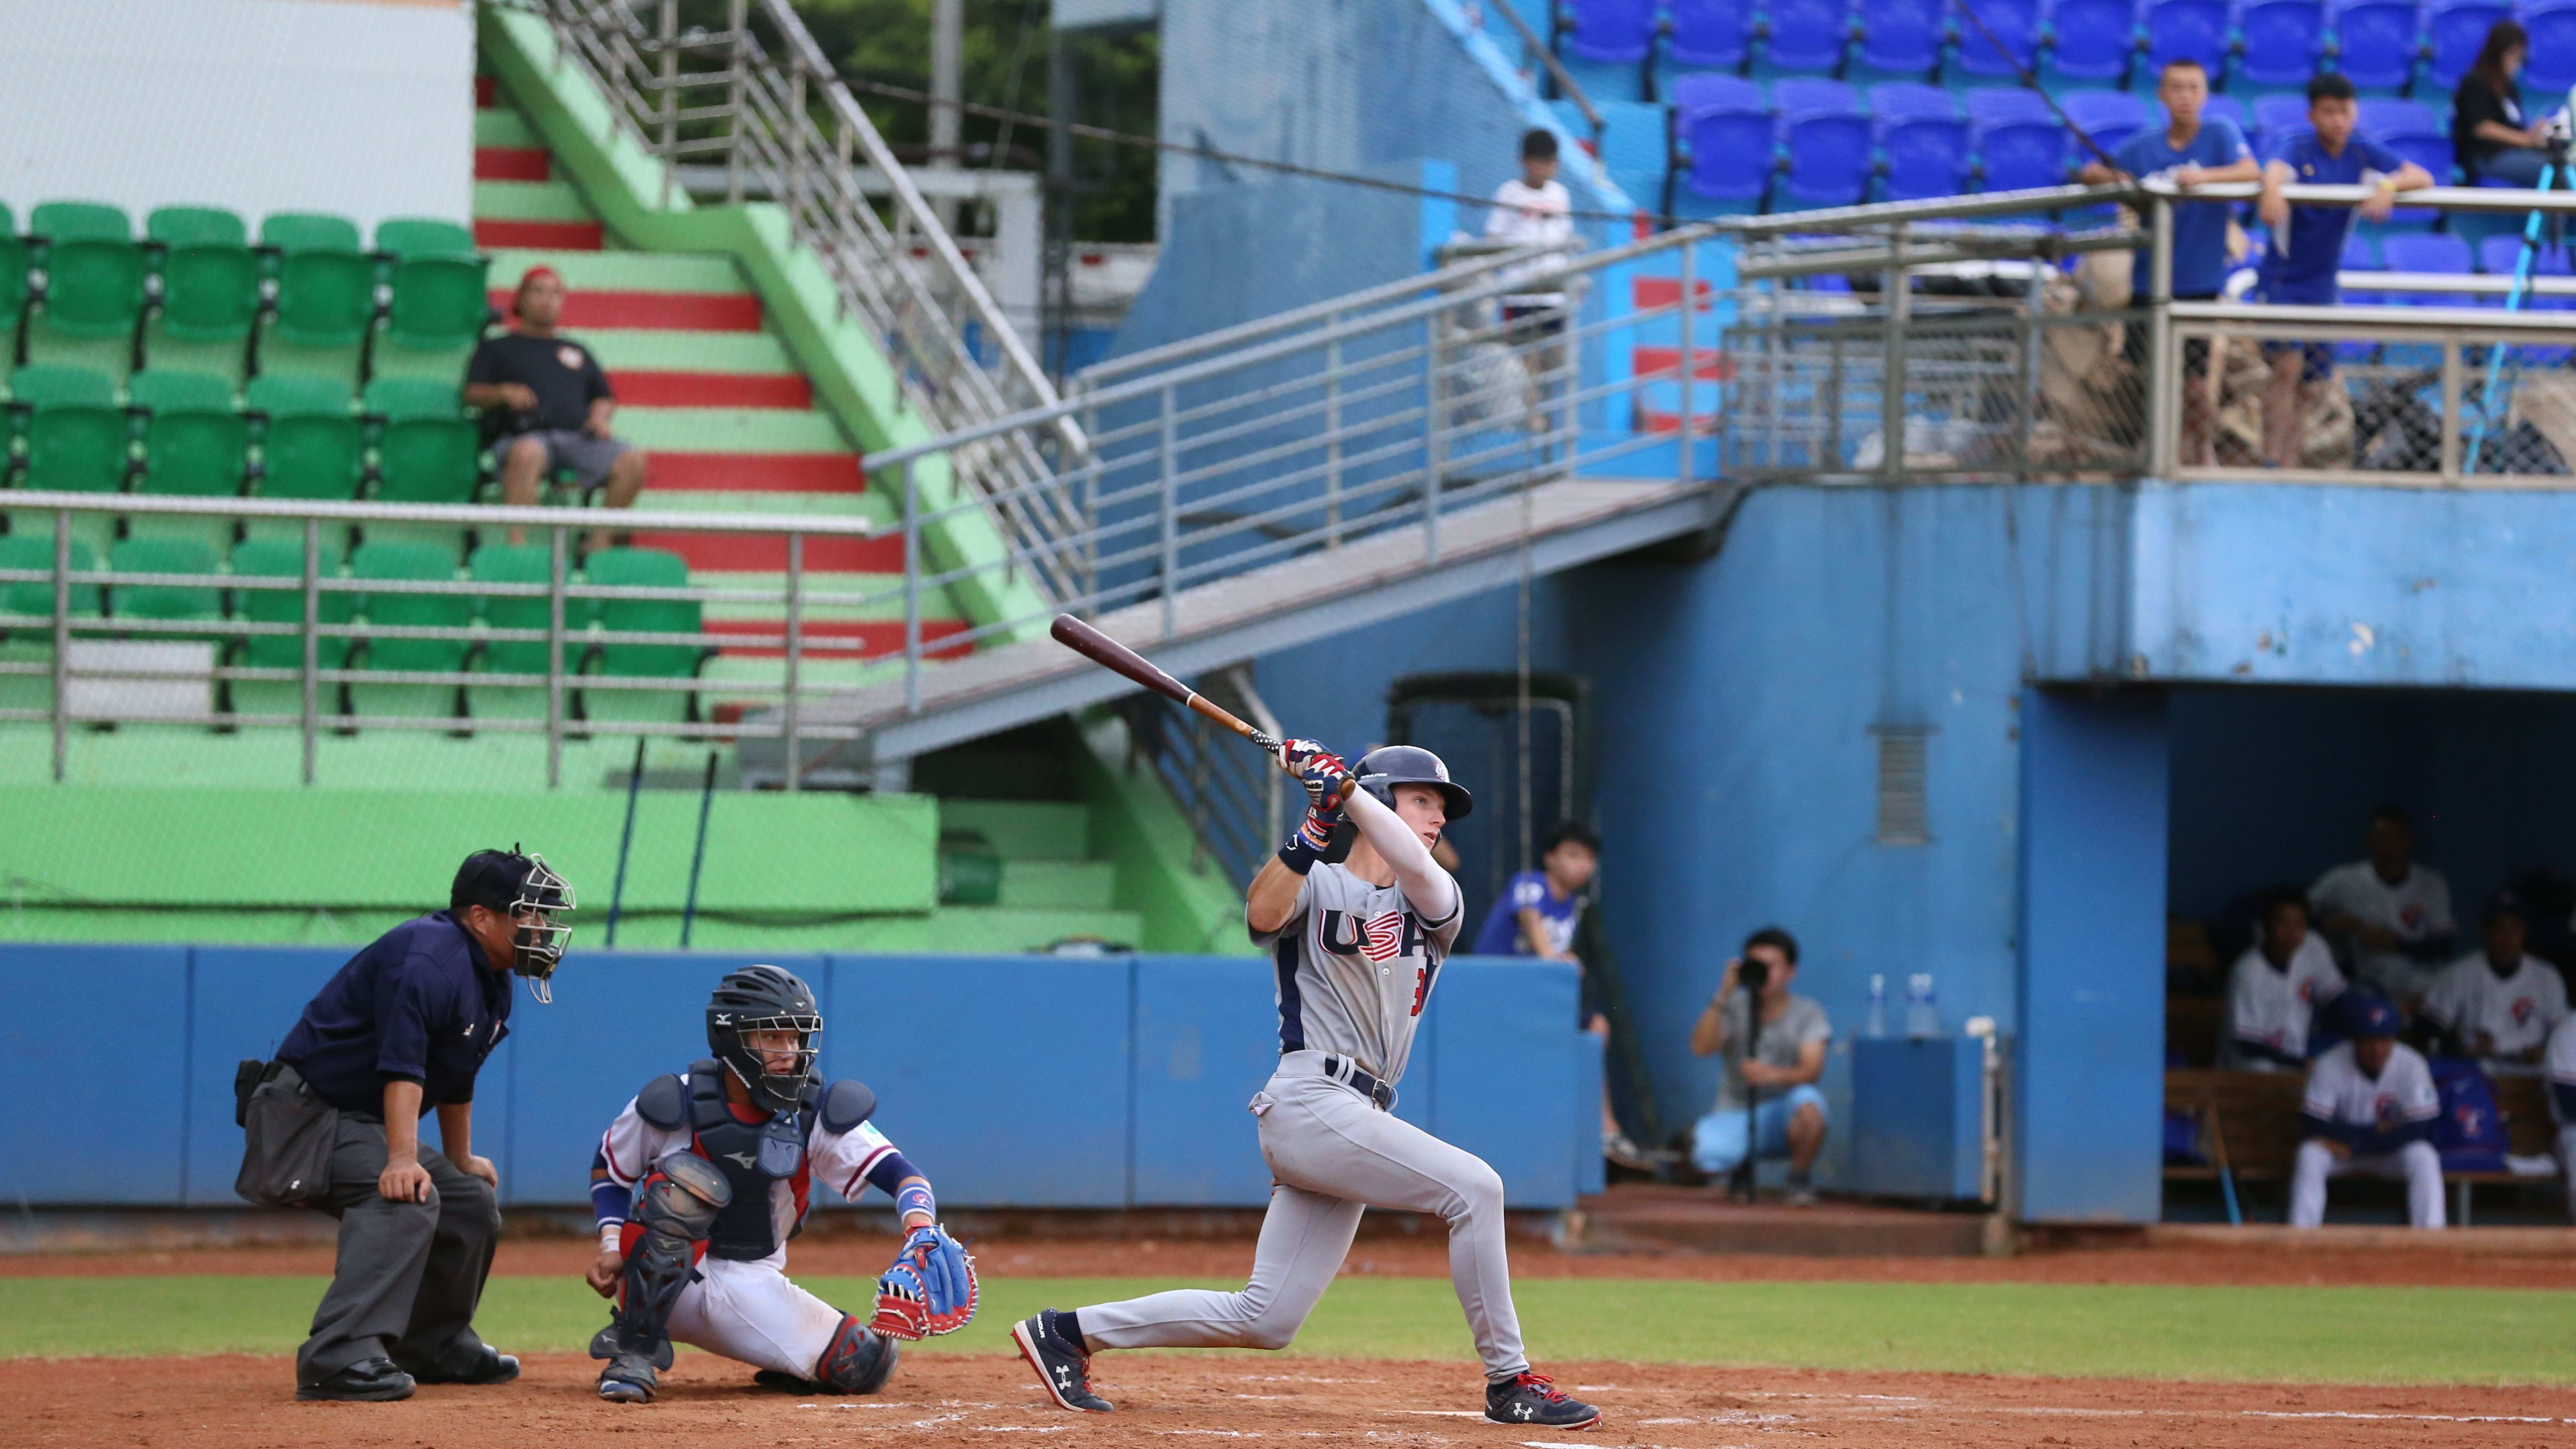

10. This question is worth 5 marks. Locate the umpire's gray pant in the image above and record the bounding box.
[297,1114,501,1385]
[1076,1062,1529,1379]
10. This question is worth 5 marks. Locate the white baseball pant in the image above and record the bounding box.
[2561,1126,2576,1224]
[1075,1056,1528,1378]
[665,1253,849,1377]
[2288,1138,2445,1228]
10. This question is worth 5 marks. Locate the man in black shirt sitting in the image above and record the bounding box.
[464,267,647,544]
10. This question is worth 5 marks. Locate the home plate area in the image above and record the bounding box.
[14,1354,2576,1449]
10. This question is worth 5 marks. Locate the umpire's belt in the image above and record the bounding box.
[1318,1054,1398,1111]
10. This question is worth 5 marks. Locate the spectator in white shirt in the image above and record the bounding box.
[1483,129,1580,433]
[2223,891,2346,1070]
[2422,889,2569,1071]
[2309,807,2457,1010]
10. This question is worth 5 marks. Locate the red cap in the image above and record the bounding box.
[512,266,563,313]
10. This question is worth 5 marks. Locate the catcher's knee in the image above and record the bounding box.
[598,1152,730,1365]
[814,1314,898,1394]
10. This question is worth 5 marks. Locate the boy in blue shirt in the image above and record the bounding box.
[2255,73,2434,467]
[2080,57,2260,466]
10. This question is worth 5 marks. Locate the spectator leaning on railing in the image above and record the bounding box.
[464,266,648,547]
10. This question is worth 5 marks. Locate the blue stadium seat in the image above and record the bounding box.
[1873,82,1972,198]
[1672,74,1777,205]
[2364,96,2454,216]
[1763,0,1856,72]
[1969,87,2073,189]
[2236,0,2326,88]
[2382,231,2474,275]
[1774,79,1875,204]
[2342,232,2382,268]
[1855,0,1949,73]
[2253,92,2313,156]
[2478,238,2576,362]
[2141,0,2231,78]
[2047,0,2141,83]
[2424,0,2510,91]
[2528,0,2576,96]
[2328,0,2422,92]
[2061,88,2153,155]
[1668,0,1756,69]
[1951,0,2045,78]
[1561,0,1660,63]
[2199,93,2247,131]
[2335,235,2385,360]
[1593,99,1672,203]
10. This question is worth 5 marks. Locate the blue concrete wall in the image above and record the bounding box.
[0,946,1589,1211]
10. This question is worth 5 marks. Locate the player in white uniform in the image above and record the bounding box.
[583,966,976,1403]
[2289,995,2444,1228]
[1011,744,1602,1432]
[2308,807,2455,1008]
[2421,890,2568,1071]
[2223,891,2345,1070]
[2545,1014,2576,1221]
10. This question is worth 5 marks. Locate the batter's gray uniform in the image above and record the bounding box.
[1073,860,1530,1379]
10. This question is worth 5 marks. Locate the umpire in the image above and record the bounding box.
[238,848,575,1401]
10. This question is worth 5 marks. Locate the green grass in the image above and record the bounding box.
[9,1275,2575,1386]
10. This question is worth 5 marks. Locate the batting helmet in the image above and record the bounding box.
[1354,744,1472,821]
[708,965,823,1114]
[2347,992,2402,1039]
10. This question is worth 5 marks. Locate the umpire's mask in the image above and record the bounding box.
[452,846,578,1002]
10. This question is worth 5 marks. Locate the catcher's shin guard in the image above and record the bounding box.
[592,1152,731,1403]
[814,1314,898,1394]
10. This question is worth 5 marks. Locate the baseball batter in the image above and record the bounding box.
[584,966,976,1403]
[1011,743,1601,1431]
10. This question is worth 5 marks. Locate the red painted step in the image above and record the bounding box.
[645,453,861,494]
[491,289,761,331]
[476,218,604,251]
[1632,276,1715,310]
[629,531,900,574]
[613,372,812,409]
[1639,411,1723,435]
[705,617,973,660]
[475,147,550,182]
[476,74,499,108]
[1632,346,1736,381]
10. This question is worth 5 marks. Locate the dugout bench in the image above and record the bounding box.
[2165,1068,2559,1226]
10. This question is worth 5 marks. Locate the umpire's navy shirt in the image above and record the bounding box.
[276,912,512,1117]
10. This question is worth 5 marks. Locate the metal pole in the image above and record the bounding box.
[785,61,807,227]
[1159,383,1178,638]
[300,515,319,785]
[1881,225,1908,482]
[2439,338,2463,483]
[2022,257,2048,476]
[680,749,718,949]
[1324,328,1344,547]
[605,737,646,947]
[657,0,678,210]
[930,0,964,170]
[547,525,567,789]
[783,531,804,791]
[49,511,69,783]
[724,0,748,206]
[1425,311,1446,561]
[1676,237,1697,484]
[902,462,922,714]
[2147,196,2177,477]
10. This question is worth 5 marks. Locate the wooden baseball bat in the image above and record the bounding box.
[1049,613,1282,752]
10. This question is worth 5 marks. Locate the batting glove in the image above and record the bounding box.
[1274,739,1350,811]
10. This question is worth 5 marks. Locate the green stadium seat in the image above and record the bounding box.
[466,541,555,721]
[372,219,490,383]
[26,202,145,377]
[144,206,258,382]
[0,205,29,348]
[108,536,224,648]
[362,377,482,559]
[127,370,246,554]
[225,536,350,720]
[579,546,709,724]
[243,373,361,550]
[258,211,370,383]
[6,364,129,555]
[349,539,467,720]
[374,218,476,257]
[0,531,102,718]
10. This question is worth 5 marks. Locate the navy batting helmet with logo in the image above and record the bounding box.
[1354,744,1473,821]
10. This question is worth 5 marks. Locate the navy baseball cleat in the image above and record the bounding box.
[1484,1372,1602,1429]
[1013,1311,1111,1412]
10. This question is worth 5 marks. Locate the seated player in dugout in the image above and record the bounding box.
[2418,889,2570,1073]
[584,965,977,1404]
[2221,889,2346,1071]
[464,266,648,549]
[2291,993,2444,1228]
[1471,819,1653,1172]
[1011,745,1605,1432]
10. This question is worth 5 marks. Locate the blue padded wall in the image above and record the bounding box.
[1130,955,1281,1205]
[1,946,190,1203]
[184,945,381,1205]
[1429,958,1583,1207]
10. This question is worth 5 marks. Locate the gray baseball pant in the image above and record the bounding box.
[297,1114,501,1385]
[1074,1059,1529,1378]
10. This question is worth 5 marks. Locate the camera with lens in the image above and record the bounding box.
[1738,955,1771,993]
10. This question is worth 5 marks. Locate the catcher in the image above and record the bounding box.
[582,965,976,1403]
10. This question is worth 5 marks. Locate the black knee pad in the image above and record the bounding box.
[594,1151,731,1369]
[814,1314,897,1394]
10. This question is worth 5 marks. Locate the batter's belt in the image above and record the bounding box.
[1278,1049,1398,1111]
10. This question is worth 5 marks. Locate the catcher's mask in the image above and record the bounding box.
[708,965,822,1114]
[451,846,577,1003]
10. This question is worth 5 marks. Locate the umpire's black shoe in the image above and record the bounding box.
[1484,1372,1602,1429]
[1013,1312,1111,1412]
[402,1345,520,1386]
[297,1357,417,1402]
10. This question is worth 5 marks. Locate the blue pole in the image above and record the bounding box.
[2466,164,2556,473]
[604,737,647,946]
[680,750,717,949]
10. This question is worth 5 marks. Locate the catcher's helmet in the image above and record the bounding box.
[451,846,576,1003]
[708,965,822,1114]
[1354,744,1472,821]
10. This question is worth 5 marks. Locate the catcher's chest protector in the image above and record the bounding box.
[684,1058,816,1260]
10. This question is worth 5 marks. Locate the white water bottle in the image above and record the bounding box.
[1865,974,1888,1038]
[1905,973,1940,1039]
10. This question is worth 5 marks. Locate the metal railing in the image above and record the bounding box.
[0,492,878,788]
[498,0,1089,601]
[1124,665,1284,886]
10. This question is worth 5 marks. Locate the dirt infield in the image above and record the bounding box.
[12,1352,2575,1449]
[13,1234,2576,1288]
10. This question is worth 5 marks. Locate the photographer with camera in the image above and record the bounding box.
[1687,927,1830,1206]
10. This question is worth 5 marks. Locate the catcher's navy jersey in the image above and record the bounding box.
[1250,861,1464,1085]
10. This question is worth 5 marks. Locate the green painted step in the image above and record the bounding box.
[620,406,848,454]
[586,329,796,374]
[996,859,1119,910]
[0,725,727,793]
[639,490,880,520]
[696,572,958,623]
[941,800,1092,861]
[0,904,1146,956]
[488,251,747,294]
[473,179,596,223]
[475,107,540,148]
[850,906,1145,954]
